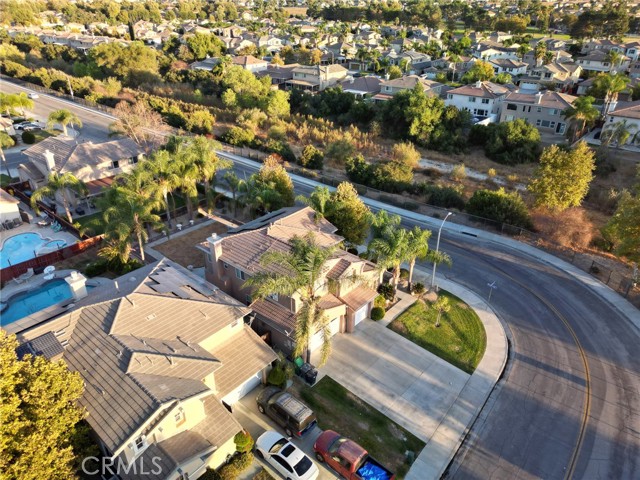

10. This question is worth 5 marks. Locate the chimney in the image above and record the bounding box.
[65,271,88,300]
[207,234,223,263]
[44,149,56,171]
[475,80,482,89]
[535,91,543,104]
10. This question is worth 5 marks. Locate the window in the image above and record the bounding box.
[550,121,556,128]
[272,456,293,473]
[174,410,185,426]
[129,156,139,165]
[223,263,228,269]
[507,103,517,110]
[245,294,252,305]
[536,107,542,113]
[468,97,476,103]
[544,72,552,78]
[132,436,147,456]
[540,120,551,127]
[549,109,558,115]
[235,268,245,280]
[112,160,120,169]
[178,474,189,480]
[505,115,514,121]
[481,98,490,104]
[447,94,453,99]
[536,119,542,126]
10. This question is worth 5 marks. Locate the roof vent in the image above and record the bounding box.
[145,313,157,321]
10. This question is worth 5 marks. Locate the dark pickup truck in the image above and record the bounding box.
[313,430,395,480]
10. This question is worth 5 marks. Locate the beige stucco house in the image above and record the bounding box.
[285,64,349,92]
[499,91,577,136]
[15,259,277,480]
[200,207,379,357]
[0,188,21,224]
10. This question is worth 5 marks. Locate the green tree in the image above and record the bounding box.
[562,95,599,141]
[369,225,409,289]
[0,330,86,479]
[185,110,216,134]
[528,142,595,211]
[433,295,451,327]
[244,233,339,364]
[185,33,224,60]
[298,145,324,170]
[31,172,88,223]
[388,65,403,80]
[0,131,15,165]
[47,109,82,137]
[483,119,541,165]
[88,41,159,81]
[326,182,371,246]
[405,226,451,287]
[263,89,290,118]
[461,61,495,83]
[251,155,295,211]
[601,119,639,148]
[391,141,420,168]
[297,186,332,222]
[142,150,181,228]
[466,188,533,229]
[370,210,401,240]
[603,188,640,261]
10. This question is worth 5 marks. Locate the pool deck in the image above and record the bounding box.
[0,270,111,334]
[0,221,78,250]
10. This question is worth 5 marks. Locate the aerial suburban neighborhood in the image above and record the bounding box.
[1,1,639,480]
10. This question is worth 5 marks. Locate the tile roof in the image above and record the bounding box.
[252,299,297,334]
[610,101,640,119]
[232,55,266,66]
[318,293,345,310]
[503,91,577,109]
[339,285,378,311]
[448,81,510,99]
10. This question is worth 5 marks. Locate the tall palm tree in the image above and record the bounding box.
[562,96,599,142]
[14,93,34,116]
[368,226,409,289]
[370,210,401,241]
[449,53,461,81]
[600,73,629,116]
[47,109,82,137]
[222,171,241,217]
[31,172,88,223]
[170,141,201,221]
[142,150,181,228]
[516,44,531,61]
[0,131,15,165]
[405,226,452,288]
[606,50,624,73]
[296,186,332,223]
[187,136,231,210]
[601,120,639,148]
[244,233,339,365]
[102,187,162,263]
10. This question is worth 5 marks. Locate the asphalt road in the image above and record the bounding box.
[5,78,640,480]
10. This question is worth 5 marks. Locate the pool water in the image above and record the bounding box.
[0,279,94,325]
[0,233,67,268]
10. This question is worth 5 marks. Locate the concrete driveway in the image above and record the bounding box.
[312,319,470,443]
[232,391,339,480]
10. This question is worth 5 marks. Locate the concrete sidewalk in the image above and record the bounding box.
[378,289,417,327]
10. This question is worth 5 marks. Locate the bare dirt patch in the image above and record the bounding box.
[152,222,229,268]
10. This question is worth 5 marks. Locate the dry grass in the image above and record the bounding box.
[152,222,229,268]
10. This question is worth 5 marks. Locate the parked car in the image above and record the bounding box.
[313,430,395,480]
[256,386,317,438]
[255,430,319,480]
[15,122,40,131]
[28,93,39,99]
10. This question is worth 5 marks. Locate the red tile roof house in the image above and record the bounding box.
[199,207,380,358]
[14,259,277,479]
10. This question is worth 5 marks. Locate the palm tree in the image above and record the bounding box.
[296,186,332,223]
[606,50,624,73]
[102,187,162,263]
[370,210,401,240]
[516,44,531,61]
[0,131,15,165]
[222,171,241,217]
[244,233,339,365]
[31,172,88,223]
[186,136,231,210]
[433,295,451,328]
[600,73,629,116]
[601,120,639,148]
[405,226,452,288]
[449,53,461,81]
[47,109,82,137]
[562,96,599,142]
[14,93,34,116]
[170,141,201,221]
[533,42,546,64]
[368,226,409,289]
[142,150,181,228]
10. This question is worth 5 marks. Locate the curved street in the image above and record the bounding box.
[3,79,640,479]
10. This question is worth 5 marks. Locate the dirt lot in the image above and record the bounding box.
[152,222,230,268]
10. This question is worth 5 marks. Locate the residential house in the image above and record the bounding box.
[490,58,528,76]
[499,90,578,136]
[200,207,380,356]
[257,63,300,88]
[257,35,283,54]
[488,31,513,43]
[471,41,519,61]
[0,188,21,224]
[231,55,268,73]
[521,60,582,91]
[603,101,640,144]
[373,75,443,102]
[623,41,640,62]
[189,58,221,71]
[445,81,512,120]
[575,50,630,74]
[15,259,278,479]
[340,76,382,98]
[19,137,144,201]
[285,64,348,92]
[629,60,640,80]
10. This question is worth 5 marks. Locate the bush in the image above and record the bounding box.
[347,247,359,255]
[483,120,542,165]
[223,126,255,146]
[85,260,109,277]
[413,282,426,295]
[374,294,387,309]
[218,452,254,480]
[466,188,533,230]
[371,307,385,321]
[21,131,36,144]
[377,283,396,302]
[267,365,286,388]
[450,164,466,182]
[262,139,296,164]
[412,182,466,210]
[400,268,409,280]
[299,145,324,170]
[234,431,254,453]
[531,207,594,249]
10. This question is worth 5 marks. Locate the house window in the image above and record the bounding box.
[541,120,551,127]
[507,103,517,110]
[132,436,147,456]
[544,73,552,78]
[112,160,120,169]
[447,94,453,99]
[235,268,245,280]
[129,156,139,165]
[175,410,186,426]
[468,97,476,103]
[536,119,542,126]
[223,263,228,269]
[536,107,542,113]
[481,98,489,104]
[178,474,189,480]
[550,121,556,128]
[549,109,558,115]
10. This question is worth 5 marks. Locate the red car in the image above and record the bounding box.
[313,430,395,480]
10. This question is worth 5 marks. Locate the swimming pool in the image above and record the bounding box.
[0,233,67,268]
[0,279,94,325]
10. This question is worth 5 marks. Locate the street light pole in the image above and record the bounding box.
[431,212,453,289]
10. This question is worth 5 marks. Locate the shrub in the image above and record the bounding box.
[234,431,254,453]
[262,139,296,164]
[413,282,426,295]
[400,268,409,280]
[531,207,594,249]
[377,283,396,302]
[223,126,255,146]
[483,119,542,165]
[21,131,36,144]
[391,141,420,168]
[85,260,109,277]
[371,307,385,321]
[267,364,286,388]
[374,294,387,309]
[299,145,324,170]
[412,182,466,210]
[325,138,355,165]
[450,164,466,182]
[466,188,533,230]
[218,452,254,480]
[487,168,497,179]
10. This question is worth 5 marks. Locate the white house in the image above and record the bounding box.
[231,55,268,73]
[576,50,630,74]
[603,101,640,145]
[490,58,528,76]
[445,81,511,120]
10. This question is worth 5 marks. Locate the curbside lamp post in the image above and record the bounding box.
[431,212,453,289]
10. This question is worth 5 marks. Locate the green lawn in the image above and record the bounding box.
[295,376,424,478]
[75,211,105,236]
[389,292,486,374]
[0,174,15,187]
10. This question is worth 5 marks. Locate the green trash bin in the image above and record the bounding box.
[293,356,304,375]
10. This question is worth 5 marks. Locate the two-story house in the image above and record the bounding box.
[490,58,528,76]
[285,64,348,92]
[19,137,145,203]
[373,75,443,102]
[15,259,277,479]
[445,81,512,120]
[499,90,578,136]
[521,60,582,91]
[575,50,630,74]
[603,101,640,145]
[200,207,379,356]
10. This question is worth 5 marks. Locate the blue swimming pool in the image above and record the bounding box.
[0,279,94,325]
[0,233,67,268]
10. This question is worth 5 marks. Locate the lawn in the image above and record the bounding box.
[75,211,106,236]
[31,129,55,143]
[295,376,425,478]
[389,292,486,374]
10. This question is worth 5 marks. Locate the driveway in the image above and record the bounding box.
[232,391,339,480]
[312,319,470,443]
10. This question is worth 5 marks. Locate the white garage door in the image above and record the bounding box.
[222,371,262,405]
[308,317,340,352]
[354,305,368,326]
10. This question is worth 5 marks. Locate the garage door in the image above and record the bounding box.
[354,305,368,326]
[308,317,340,352]
[222,371,262,405]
